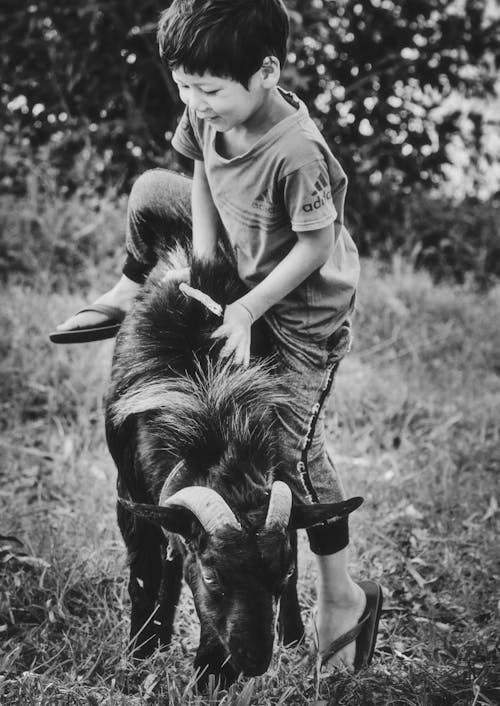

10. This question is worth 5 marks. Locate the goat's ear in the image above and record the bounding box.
[289,496,363,530]
[118,498,200,538]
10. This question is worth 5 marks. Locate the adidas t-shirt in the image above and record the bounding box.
[172,89,360,338]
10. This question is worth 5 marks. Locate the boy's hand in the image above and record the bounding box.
[211,302,254,367]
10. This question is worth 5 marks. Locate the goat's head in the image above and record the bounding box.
[120,468,362,677]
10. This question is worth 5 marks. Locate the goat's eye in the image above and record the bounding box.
[201,569,218,586]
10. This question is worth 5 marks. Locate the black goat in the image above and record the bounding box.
[105,248,362,685]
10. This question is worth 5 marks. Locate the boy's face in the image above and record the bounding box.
[172,66,265,132]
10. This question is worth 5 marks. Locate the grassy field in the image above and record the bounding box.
[1,189,499,705]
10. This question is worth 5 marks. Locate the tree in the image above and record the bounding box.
[1,0,177,192]
[2,0,499,266]
[283,0,500,251]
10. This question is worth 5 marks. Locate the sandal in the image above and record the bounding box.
[320,580,383,671]
[49,304,125,344]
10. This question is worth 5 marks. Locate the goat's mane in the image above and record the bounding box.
[110,357,290,462]
[107,249,292,473]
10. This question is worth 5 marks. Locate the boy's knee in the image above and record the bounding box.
[129,169,165,210]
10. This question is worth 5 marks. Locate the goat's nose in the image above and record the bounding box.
[233,646,270,677]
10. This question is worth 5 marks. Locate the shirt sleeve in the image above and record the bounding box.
[283,159,338,232]
[171,107,204,161]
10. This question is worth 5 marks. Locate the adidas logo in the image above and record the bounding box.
[251,188,274,212]
[302,172,332,212]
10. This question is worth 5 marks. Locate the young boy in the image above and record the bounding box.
[52,0,382,672]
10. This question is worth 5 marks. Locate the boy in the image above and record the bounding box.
[52,0,382,672]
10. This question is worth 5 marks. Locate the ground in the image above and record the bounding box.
[1,241,499,704]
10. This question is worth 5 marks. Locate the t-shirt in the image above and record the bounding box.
[172,88,360,339]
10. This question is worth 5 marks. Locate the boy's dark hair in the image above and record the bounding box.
[157,0,289,87]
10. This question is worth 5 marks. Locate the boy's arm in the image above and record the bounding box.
[239,225,333,319]
[191,160,221,259]
[212,225,334,366]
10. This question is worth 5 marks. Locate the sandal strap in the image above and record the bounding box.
[320,610,370,665]
[76,304,125,321]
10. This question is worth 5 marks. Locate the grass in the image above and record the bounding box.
[1,188,499,705]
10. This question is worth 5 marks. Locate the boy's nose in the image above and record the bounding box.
[189,91,207,114]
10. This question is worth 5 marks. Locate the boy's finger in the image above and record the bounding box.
[239,343,250,367]
[211,325,229,340]
[232,347,243,366]
[219,338,236,359]
[233,341,250,368]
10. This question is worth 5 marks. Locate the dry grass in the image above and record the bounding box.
[1,192,499,705]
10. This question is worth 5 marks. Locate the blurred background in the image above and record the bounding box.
[1,1,499,704]
[2,0,499,284]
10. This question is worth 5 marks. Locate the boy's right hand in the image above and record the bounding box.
[210,301,254,367]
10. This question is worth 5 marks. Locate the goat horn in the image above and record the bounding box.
[162,486,241,534]
[159,460,192,505]
[265,480,292,530]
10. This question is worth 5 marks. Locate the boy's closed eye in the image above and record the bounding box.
[175,81,219,95]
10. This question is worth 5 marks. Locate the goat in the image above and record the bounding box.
[105,247,362,685]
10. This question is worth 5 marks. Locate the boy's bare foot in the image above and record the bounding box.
[56,276,141,332]
[315,581,366,671]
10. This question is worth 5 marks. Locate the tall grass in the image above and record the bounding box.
[1,185,499,704]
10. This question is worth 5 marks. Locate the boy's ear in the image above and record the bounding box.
[260,56,280,86]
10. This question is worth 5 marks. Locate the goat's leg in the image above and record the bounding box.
[154,543,183,649]
[279,530,305,646]
[194,627,239,689]
[117,502,163,659]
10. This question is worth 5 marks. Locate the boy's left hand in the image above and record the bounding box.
[211,302,253,367]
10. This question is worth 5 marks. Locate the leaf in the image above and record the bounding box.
[235,679,255,706]
[0,534,24,545]
[482,496,498,521]
[17,555,51,569]
[141,672,160,697]
[277,687,297,705]
[405,504,424,520]
[405,561,426,589]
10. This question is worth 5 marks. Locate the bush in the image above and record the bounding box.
[0,149,125,290]
[1,0,499,286]
[2,0,498,197]
[350,184,500,286]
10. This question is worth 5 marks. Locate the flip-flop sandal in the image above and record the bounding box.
[49,304,126,344]
[320,580,383,672]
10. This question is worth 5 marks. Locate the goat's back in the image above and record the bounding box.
[104,250,280,502]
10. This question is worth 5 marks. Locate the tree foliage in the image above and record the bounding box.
[1,0,178,192]
[1,0,499,278]
[284,0,500,250]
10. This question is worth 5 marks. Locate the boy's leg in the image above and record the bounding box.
[267,318,375,671]
[298,422,366,671]
[57,169,192,332]
[315,549,366,670]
